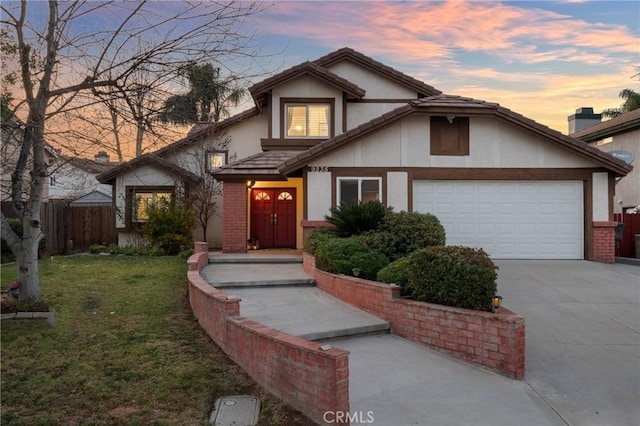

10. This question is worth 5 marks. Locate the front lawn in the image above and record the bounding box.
[1,255,313,425]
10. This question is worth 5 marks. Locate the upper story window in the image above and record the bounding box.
[206,150,228,171]
[337,177,381,206]
[285,103,330,138]
[430,116,470,156]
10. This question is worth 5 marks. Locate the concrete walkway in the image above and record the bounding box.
[201,254,639,426]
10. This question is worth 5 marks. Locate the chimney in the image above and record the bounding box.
[94,151,110,163]
[568,107,602,134]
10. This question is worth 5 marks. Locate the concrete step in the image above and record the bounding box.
[208,253,302,264]
[223,286,391,342]
[210,279,316,289]
[200,262,314,288]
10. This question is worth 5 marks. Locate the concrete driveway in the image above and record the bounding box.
[495,260,639,426]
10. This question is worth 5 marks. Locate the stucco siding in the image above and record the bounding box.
[310,116,601,169]
[346,103,409,134]
[592,172,610,221]
[326,61,417,99]
[307,172,332,220]
[271,77,343,139]
[387,171,408,211]
[594,130,639,212]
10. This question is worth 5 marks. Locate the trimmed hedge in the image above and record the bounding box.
[360,211,445,261]
[406,246,498,312]
[376,255,413,296]
[315,237,389,280]
[303,227,337,256]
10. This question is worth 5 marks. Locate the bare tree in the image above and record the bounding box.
[0,0,266,302]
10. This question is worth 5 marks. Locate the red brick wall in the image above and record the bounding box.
[304,253,525,379]
[593,221,616,264]
[187,249,350,425]
[222,182,248,253]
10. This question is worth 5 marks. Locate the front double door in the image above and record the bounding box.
[250,188,296,248]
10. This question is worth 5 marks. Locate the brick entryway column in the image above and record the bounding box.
[592,221,616,264]
[222,181,248,253]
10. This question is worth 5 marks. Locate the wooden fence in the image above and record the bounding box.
[1,201,117,254]
[614,213,640,259]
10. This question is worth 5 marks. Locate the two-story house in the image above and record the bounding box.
[98,48,631,262]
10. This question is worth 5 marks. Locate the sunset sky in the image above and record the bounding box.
[247,0,639,133]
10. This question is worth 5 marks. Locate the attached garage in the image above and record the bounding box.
[413,180,584,259]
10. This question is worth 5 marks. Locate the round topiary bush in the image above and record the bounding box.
[315,236,389,280]
[406,246,498,312]
[361,211,446,261]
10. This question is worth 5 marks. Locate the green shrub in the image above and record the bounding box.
[406,246,498,312]
[315,237,389,280]
[178,248,194,259]
[142,198,195,255]
[377,255,412,291]
[324,201,391,237]
[89,244,105,254]
[362,211,445,261]
[303,227,337,255]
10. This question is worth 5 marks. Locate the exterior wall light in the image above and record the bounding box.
[352,268,361,277]
[492,295,503,313]
[246,180,255,188]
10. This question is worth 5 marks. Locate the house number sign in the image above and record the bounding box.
[309,166,330,172]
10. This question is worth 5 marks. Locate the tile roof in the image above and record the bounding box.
[570,108,640,142]
[212,151,299,180]
[249,61,366,105]
[60,156,117,175]
[155,107,261,157]
[279,95,632,177]
[96,153,202,185]
[314,47,442,97]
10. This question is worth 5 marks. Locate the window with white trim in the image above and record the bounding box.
[337,177,382,206]
[285,103,330,138]
[206,150,228,171]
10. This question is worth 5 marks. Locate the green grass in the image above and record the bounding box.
[1,255,313,425]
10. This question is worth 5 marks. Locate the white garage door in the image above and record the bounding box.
[413,180,583,259]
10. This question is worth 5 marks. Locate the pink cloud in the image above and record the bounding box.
[259,1,638,65]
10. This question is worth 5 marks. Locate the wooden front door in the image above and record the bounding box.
[250,188,296,248]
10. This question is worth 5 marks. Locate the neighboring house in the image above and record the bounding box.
[1,116,55,202]
[48,151,116,203]
[99,47,631,262]
[570,108,640,214]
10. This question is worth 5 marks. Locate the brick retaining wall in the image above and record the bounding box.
[303,253,525,379]
[187,244,350,425]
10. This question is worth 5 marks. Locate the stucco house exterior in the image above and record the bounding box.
[98,47,631,262]
[48,152,116,203]
[570,108,639,214]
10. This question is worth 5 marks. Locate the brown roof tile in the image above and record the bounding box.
[211,151,299,181]
[96,154,202,185]
[571,109,640,142]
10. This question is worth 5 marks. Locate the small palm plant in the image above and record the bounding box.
[324,201,391,237]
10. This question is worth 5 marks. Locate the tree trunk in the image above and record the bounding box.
[17,219,42,302]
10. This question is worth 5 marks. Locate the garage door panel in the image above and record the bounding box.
[413,180,583,259]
